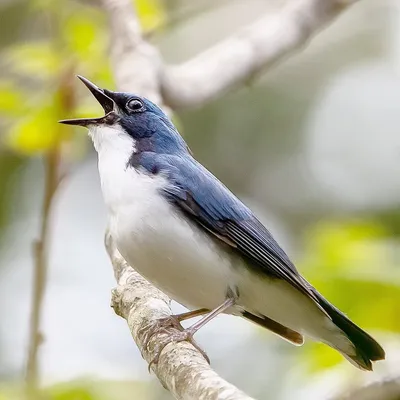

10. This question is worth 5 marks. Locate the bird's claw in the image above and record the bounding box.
[141,315,183,354]
[148,328,210,371]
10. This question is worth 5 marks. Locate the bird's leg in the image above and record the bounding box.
[175,308,209,322]
[149,297,235,368]
[141,308,209,356]
[180,298,234,335]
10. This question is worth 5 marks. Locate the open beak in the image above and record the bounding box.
[59,76,116,126]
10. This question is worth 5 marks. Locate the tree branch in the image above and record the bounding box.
[105,233,254,400]
[334,377,400,400]
[100,0,163,103]
[161,0,360,109]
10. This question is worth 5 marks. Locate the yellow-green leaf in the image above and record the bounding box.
[134,0,166,32]
[63,13,103,59]
[6,104,66,154]
[302,342,344,373]
[5,42,62,78]
[49,386,94,400]
[30,0,60,12]
[0,81,26,116]
[301,220,386,274]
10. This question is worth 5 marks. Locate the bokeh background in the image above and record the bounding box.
[0,0,399,399]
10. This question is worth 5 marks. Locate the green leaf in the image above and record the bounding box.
[63,13,102,59]
[5,42,62,78]
[60,6,111,80]
[30,0,61,12]
[300,220,387,275]
[0,81,26,116]
[49,385,95,400]
[134,0,166,32]
[6,100,66,154]
[301,342,344,373]
[46,381,149,400]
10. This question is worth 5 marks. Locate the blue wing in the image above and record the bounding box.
[139,152,317,300]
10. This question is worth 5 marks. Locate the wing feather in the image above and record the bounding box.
[224,220,319,301]
[141,152,319,303]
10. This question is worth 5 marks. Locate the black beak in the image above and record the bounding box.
[58,75,116,126]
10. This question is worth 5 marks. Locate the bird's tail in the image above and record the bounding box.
[316,295,385,370]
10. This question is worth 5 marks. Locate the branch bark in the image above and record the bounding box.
[162,0,359,109]
[105,233,254,400]
[100,0,163,103]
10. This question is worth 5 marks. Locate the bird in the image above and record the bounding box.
[60,75,385,371]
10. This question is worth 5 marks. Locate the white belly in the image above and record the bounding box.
[112,192,232,310]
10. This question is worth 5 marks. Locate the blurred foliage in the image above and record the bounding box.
[0,1,109,155]
[0,152,24,238]
[375,209,400,237]
[136,0,166,32]
[0,0,166,156]
[297,219,399,371]
[0,380,149,400]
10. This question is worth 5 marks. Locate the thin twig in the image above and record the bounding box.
[25,68,74,393]
[25,147,61,391]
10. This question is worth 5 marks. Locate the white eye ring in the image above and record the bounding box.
[127,99,144,112]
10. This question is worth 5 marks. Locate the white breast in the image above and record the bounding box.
[94,128,231,310]
[114,182,232,310]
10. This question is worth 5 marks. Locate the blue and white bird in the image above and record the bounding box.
[60,76,385,370]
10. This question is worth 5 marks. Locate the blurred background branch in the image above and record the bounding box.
[100,0,164,103]
[161,0,360,108]
[334,377,400,400]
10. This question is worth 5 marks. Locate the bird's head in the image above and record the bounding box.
[59,76,188,161]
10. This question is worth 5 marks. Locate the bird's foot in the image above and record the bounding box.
[148,328,210,370]
[141,315,183,354]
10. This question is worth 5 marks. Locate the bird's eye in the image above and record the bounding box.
[126,99,144,112]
